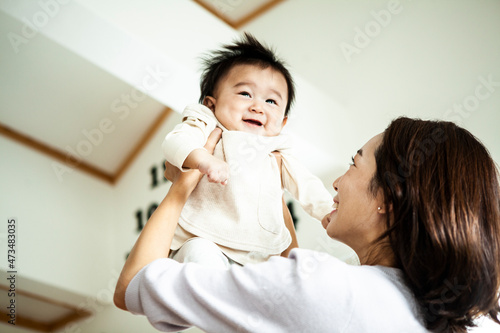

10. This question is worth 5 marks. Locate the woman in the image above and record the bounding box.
[114,117,500,332]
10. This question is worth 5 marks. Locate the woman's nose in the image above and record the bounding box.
[332,176,342,192]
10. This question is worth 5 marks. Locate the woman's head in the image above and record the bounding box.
[370,117,500,332]
[324,133,392,265]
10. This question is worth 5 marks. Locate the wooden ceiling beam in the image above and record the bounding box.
[0,123,114,184]
[233,0,285,29]
[0,107,172,185]
[193,0,285,29]
[0,311,51,332]
[0,284,92,332]
[112,107,173,184]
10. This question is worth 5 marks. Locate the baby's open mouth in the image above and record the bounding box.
[244,119,263,126]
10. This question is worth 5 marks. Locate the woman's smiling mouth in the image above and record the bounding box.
[333,198,339,210]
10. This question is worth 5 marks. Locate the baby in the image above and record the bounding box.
[162,33,333,266]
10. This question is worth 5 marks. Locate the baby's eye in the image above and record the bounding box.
[266,99,277,105]
[239,91,251,97]
[349,156,356,167]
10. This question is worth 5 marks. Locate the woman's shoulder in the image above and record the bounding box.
[283,248,429,332]
[348,264,429,331]
[283,248,409,291]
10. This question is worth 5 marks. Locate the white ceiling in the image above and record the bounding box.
[0,10,166,175]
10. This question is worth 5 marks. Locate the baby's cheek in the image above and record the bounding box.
[269,122,283,135]
[273,117,286,128]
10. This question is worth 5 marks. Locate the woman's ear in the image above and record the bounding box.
[375,190,392,214]
[377,203,393,214]
[203,96,216,112]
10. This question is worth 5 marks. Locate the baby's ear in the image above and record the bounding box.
[203,96,216,112]
[281,116,288,128]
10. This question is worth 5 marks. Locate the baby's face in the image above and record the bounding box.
[207,64,288,136]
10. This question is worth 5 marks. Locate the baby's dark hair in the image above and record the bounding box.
[199,33,295,117]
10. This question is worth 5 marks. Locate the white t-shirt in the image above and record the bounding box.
[125,248,429,333]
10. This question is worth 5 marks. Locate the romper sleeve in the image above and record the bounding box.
[125,249,354,333]
[280,151,334,222]
[161,104,217,170]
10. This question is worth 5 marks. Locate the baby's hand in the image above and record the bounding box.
[198,155,229,185]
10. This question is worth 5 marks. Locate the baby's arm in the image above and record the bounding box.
[183,148,229,185]
[162,104,229,185]
[280,152,333,222]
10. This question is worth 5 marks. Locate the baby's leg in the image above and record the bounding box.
[171,237,231,269]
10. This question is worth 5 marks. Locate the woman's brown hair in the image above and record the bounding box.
[371,117,500,332]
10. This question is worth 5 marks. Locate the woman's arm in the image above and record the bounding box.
[113,128,222,311]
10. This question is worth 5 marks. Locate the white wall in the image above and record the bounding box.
[0,135,121,333]
[0,136,116,296]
